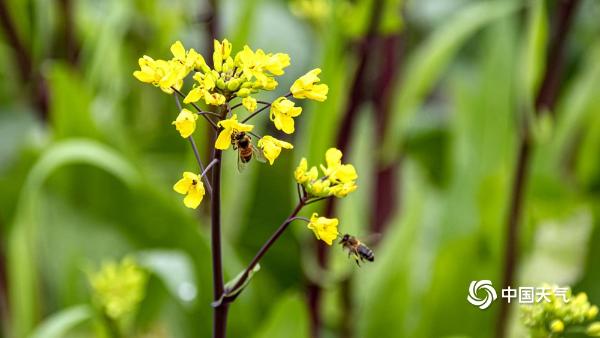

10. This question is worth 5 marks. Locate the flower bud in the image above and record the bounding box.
[550,319,564,333]
[587,322,600,337]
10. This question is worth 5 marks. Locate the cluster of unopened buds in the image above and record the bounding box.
[521,285,600,337]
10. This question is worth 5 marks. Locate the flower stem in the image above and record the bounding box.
[172,87,219,129]
[225,198,307,298]
[240,92,291,123]
[495,1,580,337]
[210,145,228,338]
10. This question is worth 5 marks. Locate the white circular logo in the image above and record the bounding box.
[467,280,497,309]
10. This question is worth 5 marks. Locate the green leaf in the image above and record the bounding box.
[28,305,93,338]
[381,0,522,163]
[250,292,309,338]
[520,0,548,105]
[212,264,261,307]
[7,139,139,337]
[136,250,198,307]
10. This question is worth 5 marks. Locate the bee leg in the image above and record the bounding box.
[355,258,361,267]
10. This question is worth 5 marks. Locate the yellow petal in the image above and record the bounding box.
[171,41,186,61]
[183,87,203,104]
[325,148,342,168]
[183,188,204,208]
[242,96,257,112]
[173,177,191,194]
[215,129,233,150]
[172,109,198,138]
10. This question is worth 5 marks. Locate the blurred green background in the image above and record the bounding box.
[1,0,599,337]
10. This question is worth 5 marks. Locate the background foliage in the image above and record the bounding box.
[1,0,599,337]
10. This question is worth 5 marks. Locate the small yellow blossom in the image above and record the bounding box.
[242,96,258,112]
[213,39,232,72]
[88,257,147,320]
[215,115,254,150]
[307,213,339,245]
[291,68,328,101]
[171,109,198,138]
[321,147,358,185]
[294,158,319,184]
[204,91,226,106]
[329,181,358,198]
[270,97,302,134]
[173,172,206,208]
[295,148,358,198]
[170,40,210,72]
[257,136,293,165]
[133,56,185,94]
[550,319,564,333]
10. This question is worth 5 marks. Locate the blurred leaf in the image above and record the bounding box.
[379,0,404,34]
[28,305,93,338]
[520,0,548,105]
[520,208,593,286]
[250,292,309,338]
[8,139,139,337]
[136,250,198,307]
[381,0,522,163]
[48,64,99,139]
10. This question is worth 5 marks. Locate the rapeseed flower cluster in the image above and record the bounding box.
[134,39,330,209]
[295,148,358,198]
[88,258,147,320]
[521,285,600,337]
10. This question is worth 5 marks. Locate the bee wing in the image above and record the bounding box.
[361,233,382,245]
[252,145,267,163]
[237,151,248,173]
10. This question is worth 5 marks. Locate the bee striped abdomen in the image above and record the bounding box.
[239,146,253,163]
[358,245,374,262]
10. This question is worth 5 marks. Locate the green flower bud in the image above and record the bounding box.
[587,322,600,337]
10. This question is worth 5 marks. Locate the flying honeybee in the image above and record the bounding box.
[339,234,374,266]
[231,131,265,172]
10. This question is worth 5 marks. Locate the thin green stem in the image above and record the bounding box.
[174,94,213,194]
[221,197,307,301]
[210,106,227,338]
[172,87,219,129]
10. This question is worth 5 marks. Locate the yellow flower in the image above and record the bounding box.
[270,97,302,134]
[88,257,147,320]
[291,68,328,101]
[213,39,232,72]
[133,56,185,94]
[321,148,357,183]
[171,108,198,138]
[215,114,254,150]
[308,179,331,196]
[170,41,210,72]
[550,319,564,333]
[329,181,357,198]
[257,136,293,165]
[173,172,206,208]
[307,213,339,245]
[184,86,203,104]
[294,158,318,184]
[264,53,291,76]
[204,91,226,106]
[295,148,358,198]
[242,96,257,112]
